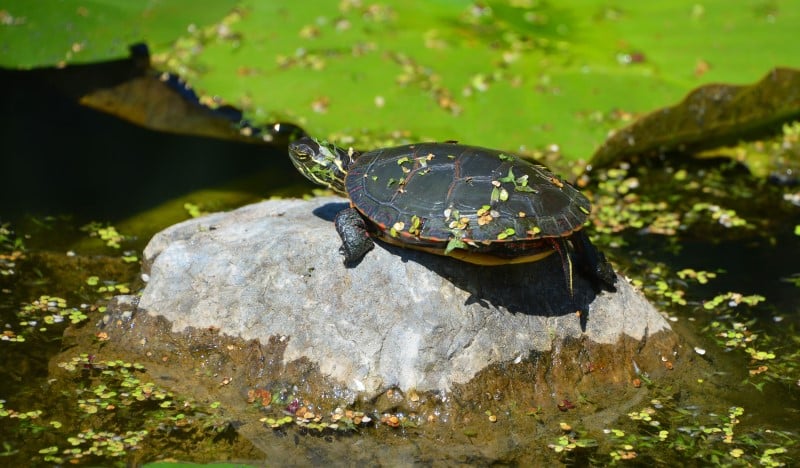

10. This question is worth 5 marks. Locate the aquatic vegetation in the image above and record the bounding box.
[250,386,381,434]
[78,222,139,263]
[183,202,207,218]
[703,292,766,310]
[591,158,760,256]
[86,276,131,295]
[687,203,750,229]
[629,265,689,307]
[81,222,128,249]
[676,268,717,285]
[39,429,150,464]
[5,295,89,341]
[548,396,776,464]
[548,426,598,454]
[551,397,798,466]
[23,354,229,465]
[0,222,25,276]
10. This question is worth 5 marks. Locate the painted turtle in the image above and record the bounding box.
[288,137,616,293]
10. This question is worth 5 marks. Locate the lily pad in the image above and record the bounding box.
[157,0,800,159]
[4,1,800,160]
[0,0,238,68]
[591,67,800,168]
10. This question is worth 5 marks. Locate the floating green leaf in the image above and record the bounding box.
[592,68,800,168]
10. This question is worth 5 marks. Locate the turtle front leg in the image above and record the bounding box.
[334,207,374,266]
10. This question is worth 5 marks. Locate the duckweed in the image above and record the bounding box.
[184,202,207,218]
[8,295,91,337]
[703,292,766,310]
[676,268,717,284]
[548,434,598,454]
[24,354,231,464]
[589,396,793,466]
[41,429,150,464]
[81,222,128,249]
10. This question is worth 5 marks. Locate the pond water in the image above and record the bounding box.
[1,68,798,466]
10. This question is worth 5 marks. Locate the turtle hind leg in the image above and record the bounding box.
[572,230,617,292]
[334,207,374,266]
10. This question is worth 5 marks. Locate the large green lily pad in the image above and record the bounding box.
[159,0,800,158]
[3,1,799,159]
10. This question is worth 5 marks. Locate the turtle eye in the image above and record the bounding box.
[290,143,313,161]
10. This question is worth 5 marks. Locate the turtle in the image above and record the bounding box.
[288,137,616,294]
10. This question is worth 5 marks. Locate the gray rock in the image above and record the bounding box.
[139,196,674,396]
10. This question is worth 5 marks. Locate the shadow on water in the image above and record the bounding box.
[313,201,598,319]
[0,57,307,225]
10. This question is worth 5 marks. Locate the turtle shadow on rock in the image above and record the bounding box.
[313,201,601,322]
[312,202,349,222]
[385,243,598,320]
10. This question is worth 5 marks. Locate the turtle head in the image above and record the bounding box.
[288,137,352,195]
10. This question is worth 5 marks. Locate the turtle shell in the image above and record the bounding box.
[345,142,590,259]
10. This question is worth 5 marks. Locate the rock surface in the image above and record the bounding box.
[137,196,677,397]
